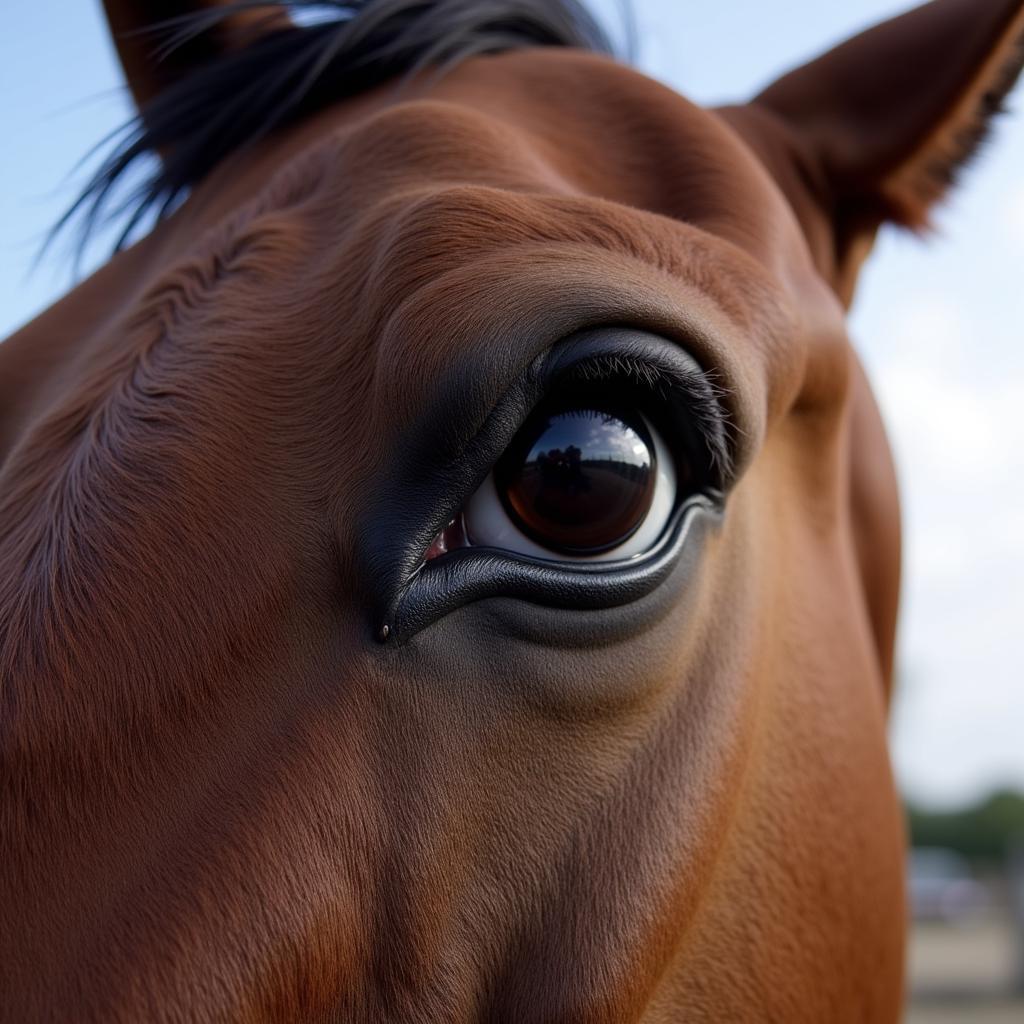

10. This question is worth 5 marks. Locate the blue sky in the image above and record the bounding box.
[2,1,1022,807]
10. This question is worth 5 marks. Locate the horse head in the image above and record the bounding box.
[2,1,1021,1019]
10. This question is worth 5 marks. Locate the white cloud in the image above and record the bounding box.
[866,292,1024,806]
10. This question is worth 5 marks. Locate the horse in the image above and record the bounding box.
[2,0,1022,1019]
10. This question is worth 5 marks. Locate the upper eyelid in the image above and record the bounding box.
[550,348,736,486]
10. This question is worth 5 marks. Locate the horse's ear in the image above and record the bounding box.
[721,0,1024,304]
[103,1,291,113]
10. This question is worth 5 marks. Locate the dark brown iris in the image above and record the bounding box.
[495,404,657,554]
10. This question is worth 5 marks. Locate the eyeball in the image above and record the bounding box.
[462,402,678,562]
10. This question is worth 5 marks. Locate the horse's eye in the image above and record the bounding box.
[462,402,679,562]
[497,406,655,552]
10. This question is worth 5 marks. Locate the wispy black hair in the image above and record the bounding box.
[56,0,615,260]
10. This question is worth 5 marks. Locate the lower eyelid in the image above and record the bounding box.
[388,493,724,645]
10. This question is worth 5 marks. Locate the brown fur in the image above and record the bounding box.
[1,1,1022,1020]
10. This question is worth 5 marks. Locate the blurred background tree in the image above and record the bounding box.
[907,789,1024,864]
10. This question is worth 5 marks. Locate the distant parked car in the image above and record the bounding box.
[908,847,989,922]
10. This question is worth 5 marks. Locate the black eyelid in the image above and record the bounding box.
[386,494,723,644]
[358,327,734,639]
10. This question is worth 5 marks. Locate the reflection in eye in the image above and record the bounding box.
[442,401,680,564]
[496,406,657,553]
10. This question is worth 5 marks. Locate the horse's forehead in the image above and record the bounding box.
[288,50,807,260]
[179,50,839,426]
[0,49,842,489]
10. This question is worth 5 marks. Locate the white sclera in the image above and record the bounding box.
[462,414,677,563]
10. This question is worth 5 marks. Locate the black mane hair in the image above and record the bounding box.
[59,0,614,258]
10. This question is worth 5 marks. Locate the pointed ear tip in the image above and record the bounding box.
[880,195,935,238]
[909,217,937,240]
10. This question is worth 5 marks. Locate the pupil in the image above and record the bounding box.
[495,404,657,554]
